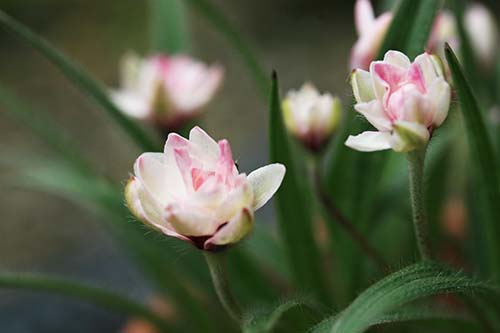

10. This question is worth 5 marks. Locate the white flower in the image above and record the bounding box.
[282,83,342,151]
[112,53,223,128]
[464,3,498,68]
[125,126,286,250]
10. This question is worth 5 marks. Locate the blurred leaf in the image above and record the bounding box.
[0,10,159,152]
[243,298,318,333]
[314,262,500,333]
[445,44,500,281]
[405,0,441,59]
[184,0,268,97]
[269,72,329,305]
[150,0,191,53]
[0,273,172,333]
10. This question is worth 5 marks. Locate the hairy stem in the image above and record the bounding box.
[407,147,432,261]
[204,251,242,324]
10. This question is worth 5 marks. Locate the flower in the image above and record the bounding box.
[427,11,459,61]
[282,83,342,151]
[350,0,393,70]
[464,3,498,68]
[111,53,223,129]
[346,50,451,152]
[125,126,286,250]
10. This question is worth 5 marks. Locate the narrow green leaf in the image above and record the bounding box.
[243,298,317,333]
[319,262,500,333]
[0,10,159,152]
[184,0,268,97]
[445,44,500,281]
[405,0,441,59]
[269,72,329,305]
[0,273,172,332]
[150,0,190,53]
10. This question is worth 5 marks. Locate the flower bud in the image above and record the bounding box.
[464,4,498,68]
[346,51,451,153]
[111,53,223,129]
[282,83,342,151]
[350,0,393,70]
[428,11,459,60]
[125,126,286,251]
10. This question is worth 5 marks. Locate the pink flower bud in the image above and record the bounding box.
[464,4,498,68]
[282,83,342,151]
[125,126,286,250]
[428,11,459,61]
[111,53,223,129]
[346,51,451,152]
[350,0,393,70]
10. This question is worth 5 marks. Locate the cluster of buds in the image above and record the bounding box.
[346,51,451,152]
[111,53,223,130]
[282,83,342,151]
[125,127,285,250]
[351,0,498,71]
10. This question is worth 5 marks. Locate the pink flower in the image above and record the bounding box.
[350,0,392,70]
[427,11,459,61]
[112,53,223,129]
[346,51,451,152]
[125,126,286,250]
[282,83,342,151]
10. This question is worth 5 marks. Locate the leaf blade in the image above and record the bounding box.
[150,0,190,53]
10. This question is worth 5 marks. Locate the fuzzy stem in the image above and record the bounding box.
[407,147,432,261]
[204,251,242,324]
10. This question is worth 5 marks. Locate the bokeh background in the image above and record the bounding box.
[0,0,499,332]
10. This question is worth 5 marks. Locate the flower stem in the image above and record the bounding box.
[311,155,388,269]
[407,147,432,261]
[203,251,242,324]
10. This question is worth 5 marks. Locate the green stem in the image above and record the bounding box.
[407,147,432,261]
[204,251,242,324]
[0,273,172,332]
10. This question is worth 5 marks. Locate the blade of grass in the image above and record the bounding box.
[269,72,329,305]
[184,0,268,97]
[445,44,500,281]
[149,0,191,53]
[0,10,159,152]
[0,273,172,332]
[405,0,441,59]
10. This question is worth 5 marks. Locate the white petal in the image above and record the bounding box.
[414,53,443,87]
[355,100,391,131]
[428,78,451,127]
[189,126,220,168]
[165,202,218,236]
[247,164,286,210]
[345,131,392,152]
[355,0,375,35]
[204,208,254,249]
[215,179,254,222]
[383,50,411,69]
[111,91,150,119]
[352,69,375,103]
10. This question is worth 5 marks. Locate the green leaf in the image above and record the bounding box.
[0,273,172,332]
[150,0,191,53]
[445,44,500,281]
[269,72,329,305]
[405,0,441,59]
[184,0,268,97]
[315,262,500,333]
[0,10,159,152]
[243,298,317,333]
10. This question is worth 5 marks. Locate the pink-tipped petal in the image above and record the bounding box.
[204,207,254,249]
[189,126,220,168]
[383,50,411,69]
[355,0,375,35]
[247,163,286,210]
[345,131,392,152]
[133,153,177,202]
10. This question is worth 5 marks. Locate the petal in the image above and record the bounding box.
[352,69,375,103]
[111,91,150,119]
[383,50,411,69]
[345,131,392,152]
[355,100,392,131]
[189,126,220,168]
[164,132,189,153]
[414,53,444,87]
[428,78,451,127]
[215,179,254,222]
[247,163,286,210]
[370,61,407,105]
[125,177,188,241]
[204,207,254,249]
[133,152,184,202]
[165,202,218,236]
[355,0,375,35]
[391,121,430,152]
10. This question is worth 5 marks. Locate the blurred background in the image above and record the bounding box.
[0,0,498,332]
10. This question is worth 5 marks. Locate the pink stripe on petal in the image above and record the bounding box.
[373,63,406,90]
[407,63,427,93]
[217,139,235,178]
[174,148,193,188]
[165,133,189,152]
